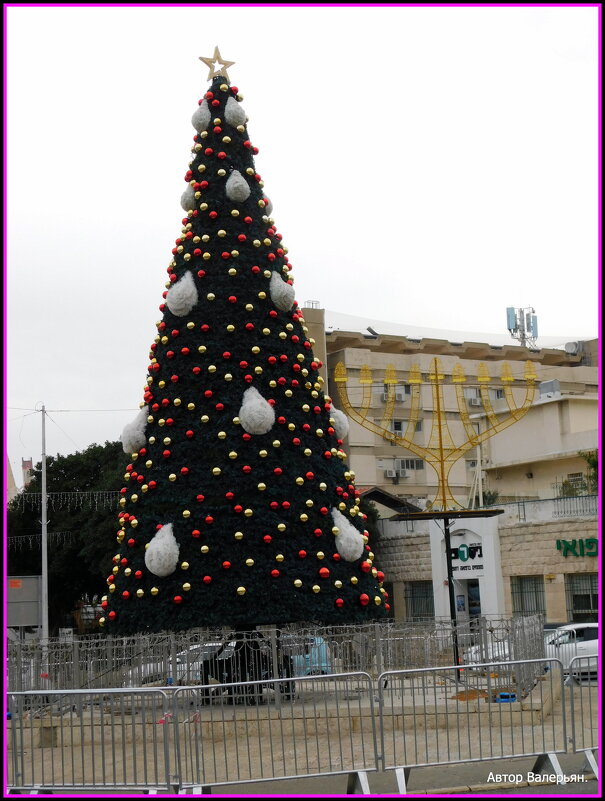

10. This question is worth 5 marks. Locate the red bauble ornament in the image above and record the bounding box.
[122,591,130,599]
[298,550,307,559]
[359,594,370,606]
[203,575,212,584]
[222,561,231,570]
[186,430,194,439]
[271,569,280,577]
[108,611,117,620]
[335,598,344,608]
[127,538,135,547]
[135,571,143,579]
[360,561,371,573]
[319,567,330,579]
[173,596,183,604]
[263,535,272,543]
[192,529,201,538]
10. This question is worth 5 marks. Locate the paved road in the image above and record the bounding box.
[225,753,599,796]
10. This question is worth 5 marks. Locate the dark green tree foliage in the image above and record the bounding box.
[103,74,388,634]
[7,442,124,633]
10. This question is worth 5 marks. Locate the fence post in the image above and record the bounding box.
[374,623,383,678]
[72,638,81,690]
[268,626,282,711]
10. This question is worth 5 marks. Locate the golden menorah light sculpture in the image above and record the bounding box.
[333,357,538,511]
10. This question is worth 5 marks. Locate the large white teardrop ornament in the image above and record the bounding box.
[239,387,275,435]
[145,524,180,577]
[332,508,365,562]
[166,271,198,317]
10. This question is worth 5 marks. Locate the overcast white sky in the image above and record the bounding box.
[5,4,600,487]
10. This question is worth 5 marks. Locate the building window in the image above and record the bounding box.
[511,575,545,616]
[404,581,434,620]
[566,473,585,491]
[491,388,505,400]
[392,420,403,433]
[399,459,424,471]
[565,573,598,622]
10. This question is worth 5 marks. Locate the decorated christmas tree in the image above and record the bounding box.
[101,50,388,634]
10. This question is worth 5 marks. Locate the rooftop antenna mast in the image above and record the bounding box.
[507,306,538,349]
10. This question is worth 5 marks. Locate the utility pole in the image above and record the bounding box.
[40,405,49,649]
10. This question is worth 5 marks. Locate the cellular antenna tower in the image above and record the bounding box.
[507,306,538,348]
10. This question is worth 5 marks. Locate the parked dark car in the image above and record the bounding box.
[199,632,295,704]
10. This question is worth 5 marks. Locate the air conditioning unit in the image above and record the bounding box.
[395,391,405,401]
[385,469,397,478]
[469,398,482,407]
[382,392,390,401]
[398,469,408,478]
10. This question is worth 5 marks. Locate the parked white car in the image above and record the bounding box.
[544,623,598,672]
[462,623,598,672]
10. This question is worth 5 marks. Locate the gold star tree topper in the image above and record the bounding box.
[199,47,235,82]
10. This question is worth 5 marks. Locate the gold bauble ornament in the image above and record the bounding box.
[277,523,286,532]
[212,467,222,476]
[201,545,209,553]
[183,583,191,592]
[169,474,177,482]
[182,510,191,518]
[312,585,320,594]
[294,579,302,588]
[234,532,244,540]
[151,587,159,596]
[236,586,246,595]
[136,589,144,598]
[181,562,189,570]
[245,559,254,567]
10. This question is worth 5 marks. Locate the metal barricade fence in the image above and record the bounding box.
[7,674,379,793]
[567,656,599,778]
[169,672,378,790]
[7,688,172,792]
[377,659,567,792]
[7,615,546,692]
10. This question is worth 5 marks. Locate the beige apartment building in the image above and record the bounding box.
[302,307,598,625]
